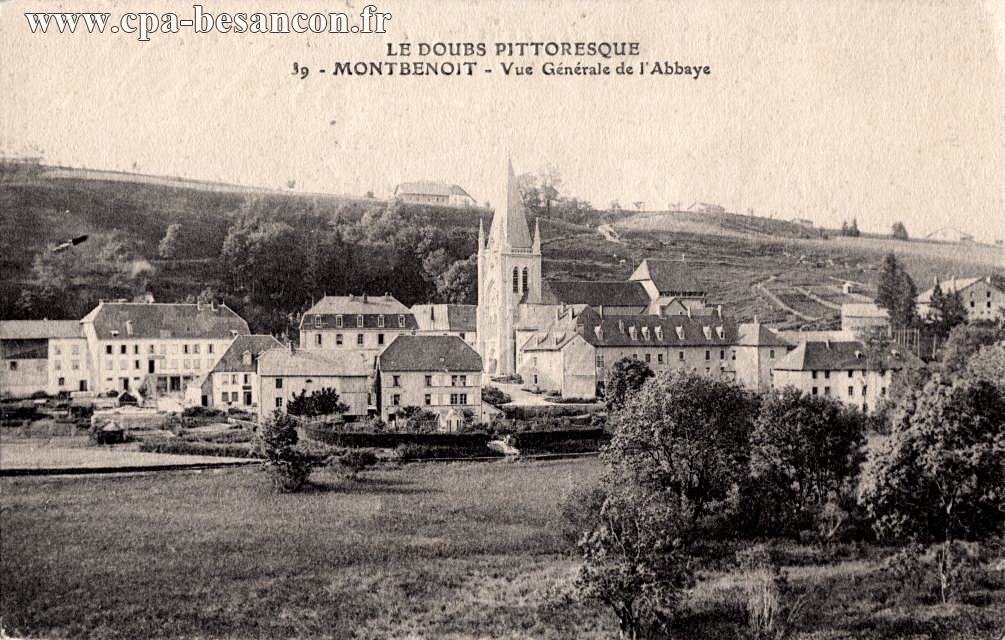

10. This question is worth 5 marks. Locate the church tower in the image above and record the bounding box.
[476,160,543,375]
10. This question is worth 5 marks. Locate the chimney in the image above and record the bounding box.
[362,294,368,303]
[384,292,391,301]
[717,304,722,318]
[125,320,134,336]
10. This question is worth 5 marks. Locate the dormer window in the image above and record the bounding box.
[641,327,650,340]
[654,327,664,341]
[377,316,385,328]
[675,326,685,340]
[242,351,252,366]
[594,326,604,341]
[629,326,638,340]
[336,315,343,328]
[398,315,405,328]
[618,320,625,333]
[356,315,363,328]
[314,316,322,328]
[715,326,725,340]
[702,326,712,340]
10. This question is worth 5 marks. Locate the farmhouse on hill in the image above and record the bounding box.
[393,181,477,208]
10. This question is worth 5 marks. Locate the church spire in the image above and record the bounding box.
[532,217,541,254]
[488,158,534,250]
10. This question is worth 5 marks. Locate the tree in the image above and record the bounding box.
[285,387,349,417]
[604,358,654,411]
[436,254,478,304]
[926,281,967,338]
[875,253,918,328]
[891,222,909,241]
[849,218,860,237]
[859,375,1005,601]
[747,388,867,535]
[965,342,1005,390]
[516,166,563,217]
[939,319,1005,374]
[256,411,327,492]
[158,223,182,259]
[575,482,695,640]
[605,371,760,522]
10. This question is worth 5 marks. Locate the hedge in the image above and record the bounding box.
[138,440,258,459]
[396,443,504,461]
[303,424,493,449]
[507,428,611,452]
[500,404,605,421]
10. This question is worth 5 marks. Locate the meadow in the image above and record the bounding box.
[2,459,1003,639]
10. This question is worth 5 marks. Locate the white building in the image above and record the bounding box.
[771,340,921,414]
[916,276,1005,321]
[0,320,89,397]
[376,335,484,430]
[299,294,417,355]
[411,303,478,347]
[79,301,249,395]
[394,181,477,208]
[257,347,374,421]
[202,334,283,409]
[840,303,890,332]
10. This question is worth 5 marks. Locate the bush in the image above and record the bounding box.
[89,422,126,445]
[481,385,512,407]
[337,449,378,476]
[138,440,257,459]
[29,390,49,400]
[256,411,328,492]
[104,389,120,398]
[182,406,226,418]
[506,428,611,454]
[500,404,604,421]
[286,387,348,418]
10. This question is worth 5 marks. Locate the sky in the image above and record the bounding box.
[2,0,1004,242]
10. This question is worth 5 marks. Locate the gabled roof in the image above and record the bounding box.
[736,323,792,347]
[575,308,739,347]
[258,348,374,377]
[0,320,83,340]
[378,335,482,372]
[410,304,477,332]
[841,303,890,318]
[211,335,283,373]
[917,277,994,303]
[80,302,249,340]
[544,281,650,307]
[395,181,472,199]
[772,340,921,372]
[631,259,705,295]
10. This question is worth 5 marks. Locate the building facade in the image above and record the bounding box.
[394,181,477,207]
[299,294,418,354]
[411,304,478,348]
[256,347,374,421]
[917,276,1005,321]
[204,334,283,409]
[376,335,484,430]
[0,320,89,397]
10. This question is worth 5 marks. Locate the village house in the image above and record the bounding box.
[376,334,484,431]
[0,320,89,398]
[629,258,709,315]
[916,276,1005,321]
[410,303,478,347]
[201,334,283,409]
[393,181,477,208]
[840,303,890,333]
[299,294,418,354]
[770,340,921,414]
[79,301,249,396]
[256,346,374,421]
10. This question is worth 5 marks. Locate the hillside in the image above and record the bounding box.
[1,163,1001,332]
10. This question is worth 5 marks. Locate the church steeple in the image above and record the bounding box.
[488,159,534,250]
[532,218,541,254]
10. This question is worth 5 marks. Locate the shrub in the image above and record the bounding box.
[256,411,328,492]
[604,357,654,411]
[337,449,378,477]
[481,385,512,407]
[286,387,349,418]
[182,406,225,418]
[104,389,120,398]
[29,390,49,400]
[117,392,139,406]
[739,545,808,640]
[506,428,611,454]
[89,422,125,445]
[138,440,257,459]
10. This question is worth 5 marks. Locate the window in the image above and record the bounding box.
[848,386,854,397]
[596,354,604,368]
[424,394,431,406]
[120,345,127,354]
[183,359,190,369]
[378,333,384,345]
[315,333,322,347]
[862,385,868,396]
[336,315,343,328]
[356,315,363,327]
[222,392,228,402]
[678,351,685,360]
[378,316,385,328]
[357,334,364,346]
[392,375,400,387]
[644,353,651,363]
[460,393,468,404]
[275,378,283,389]
[54,346,61,356]
[512,267,519,293]
[193,344,200,354]
[522,267,528,293]
[244,374,249,384]
[58,376,65,386]
[314,316,322,328]
[183,344,189,354]
[812,387,818,395]
[425,375,432,387]
[336,334,343,346]
[657,353,664,364]
[824,387,831,396]
[276,397,283,408]
[880,387,887,397]
[398,315,405,328]
[208,344,214,354]
[134,360,140,369]
[71,360,79,370]
[769,349,775,359]
[848,370,853,378]
[720,349,725,360]
[231,391,238,402]
[120,360,127,370]
[148,345,155,354]
[812,371,818,379]
[824,371,830,379]
[392,394,400,406]
[704,350,710,361]
[106,345,113,354]
[533,374,539,385]
[232,374,238,384]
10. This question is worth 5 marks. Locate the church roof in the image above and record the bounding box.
[488,160,534,249]
[631,259,705,295]
[544,280,650,307]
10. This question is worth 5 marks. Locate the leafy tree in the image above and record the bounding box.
[849,218,861,237]
[747,388,867,535]
[256,411,327,492]
[285,387,349,417]
[605,371,760,522]
[436,254,478,304]
[891,222,909,240]
[939,319,1005,374]
[337,449,378,478]
[875,253,918,328]
[158,223,182,259]
[575,481,695,640]
[859,375,1005,601]
[965,342,1005,390]
[604,358,655,412]
[926,281,967,339]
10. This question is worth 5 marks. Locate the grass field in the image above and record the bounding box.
[3,459,1004,639]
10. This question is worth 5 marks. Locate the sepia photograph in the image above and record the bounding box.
[1,1,1004,638]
